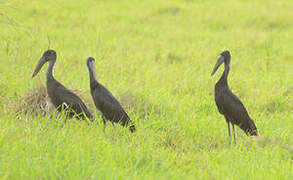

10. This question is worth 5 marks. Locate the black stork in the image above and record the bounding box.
[211,50,258,144]
[32,50,93,120]
[86,57,136,133]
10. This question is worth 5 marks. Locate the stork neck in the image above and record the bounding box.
[218,63,230,86]
[46,60,56,80]
[88,65,98,84]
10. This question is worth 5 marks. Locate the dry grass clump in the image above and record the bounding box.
[16,85,51,116]
[16,84,93,117]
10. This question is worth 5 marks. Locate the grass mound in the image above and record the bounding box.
[16,85,50,116]
[16,84,93,117]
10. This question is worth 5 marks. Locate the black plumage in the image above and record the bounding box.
[86,57,136,132]
[32,50,93,120]
[211,50,257,144]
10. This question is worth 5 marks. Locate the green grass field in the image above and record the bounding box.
[1,0,292,179]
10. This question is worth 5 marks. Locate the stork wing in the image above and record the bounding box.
[221,90,250,122]
[94,86,130,123]
[54,85,91,117]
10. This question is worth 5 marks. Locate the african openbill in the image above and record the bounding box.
[211,50,258,144]
[86,57,136,132]
[32,50,93,120]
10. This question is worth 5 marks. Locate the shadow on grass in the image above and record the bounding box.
[119,90,164,119]
[251,136,293,153]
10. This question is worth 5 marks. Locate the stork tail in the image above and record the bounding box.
[239,117,258,136]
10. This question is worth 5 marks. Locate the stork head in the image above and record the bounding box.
[32,49,57,78]
[86,56,95,67]
[86,56,98,81]
[211,50,231,76]
[86,56,96,73]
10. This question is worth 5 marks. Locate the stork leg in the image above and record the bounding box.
[65,115,68,124]
[232,123,237,145]
[224,116,232,144]
[112,122,116,131]
[102,116,107,133]
[227,121,232,144]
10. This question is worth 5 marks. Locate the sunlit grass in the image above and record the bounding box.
[0,0,292,179]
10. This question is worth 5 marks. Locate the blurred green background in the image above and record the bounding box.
[0,0,292,179]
